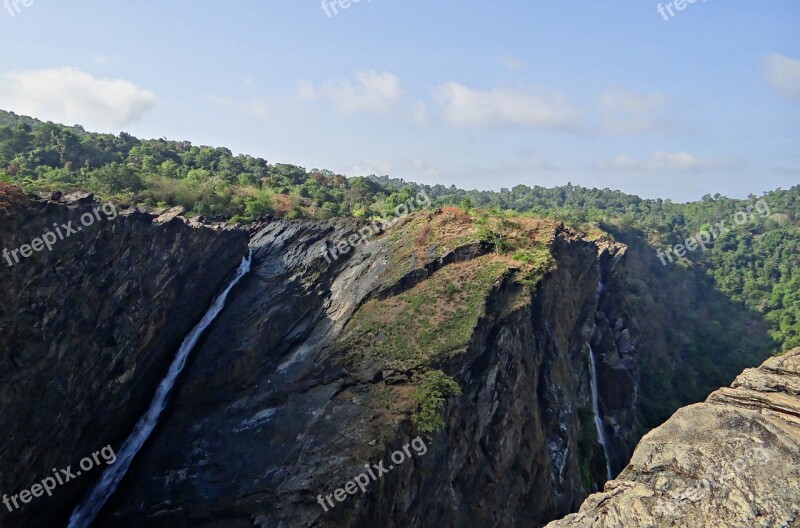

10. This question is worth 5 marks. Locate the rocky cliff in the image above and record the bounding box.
[2,189,782,528]
[0,185,249,527]
[546,348,800,528]
[94,210,639,527]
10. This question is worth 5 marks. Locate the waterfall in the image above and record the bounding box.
[589,347,613,481]
[67,251,252,528]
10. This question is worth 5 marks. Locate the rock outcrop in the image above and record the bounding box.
[546,348,800,528]
[0,187,249,527]
[96,212,639,527]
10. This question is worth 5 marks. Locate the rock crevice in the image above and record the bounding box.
[546,349,800,528]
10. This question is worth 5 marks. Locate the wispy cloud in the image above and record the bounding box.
[595,151,736,173]
[498,56,524,70]
[348,158,395,176]
[773,165,800,176]
[411,101,429,125]
[206,96,270,120]
[0,67,155,128]
[297,70,402,114]
[597,89,685,135]
[431,82,579,129]
[764,53,800,100]
[90,54,112,66]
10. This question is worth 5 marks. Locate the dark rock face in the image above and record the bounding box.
[95,220,639,528]
[592,243,639,475]
[546,348,800,528]
[0,191,249,527]
[1,189,786,528]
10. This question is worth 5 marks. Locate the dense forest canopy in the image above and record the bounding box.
[0,109,798,354]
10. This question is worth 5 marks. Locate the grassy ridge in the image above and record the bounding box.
[1,109,797,355]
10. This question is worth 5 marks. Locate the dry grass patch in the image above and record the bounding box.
[340,254,509,371]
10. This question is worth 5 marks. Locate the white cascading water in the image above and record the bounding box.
[588,346,613,481]
[67,251,252,528]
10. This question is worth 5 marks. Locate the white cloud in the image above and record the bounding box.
[764,53,800,100]
[339,158,443,180]
[90,54,111,65]
[595,151,733,173]
[431,82,579,129]
[458,153,572,181]
[498,56,524,70]
[403,159,443,180]
[298,71,402,114]
[296,79,317,101]
[0,67,155,128]
[597,89,683,135]
[411,101,429,125]
[349,159,394,175]
[206,95,269,120]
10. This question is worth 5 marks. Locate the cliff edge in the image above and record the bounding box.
[546,348,800,528]
[0,186,249,527]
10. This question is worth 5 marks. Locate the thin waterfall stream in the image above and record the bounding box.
[589,346,613,481]
[67,251,252,528]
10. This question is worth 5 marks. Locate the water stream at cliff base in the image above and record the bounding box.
[67,251,252,528]
[589,346,613,481]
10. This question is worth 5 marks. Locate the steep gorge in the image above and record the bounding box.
[95,211,640,527]
[0,190,781,527]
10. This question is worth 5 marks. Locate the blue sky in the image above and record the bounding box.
[0,1,798,201]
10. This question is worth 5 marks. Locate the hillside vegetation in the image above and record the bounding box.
[0,109,797,358]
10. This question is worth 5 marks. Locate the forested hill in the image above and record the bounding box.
[0,109,798,354]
